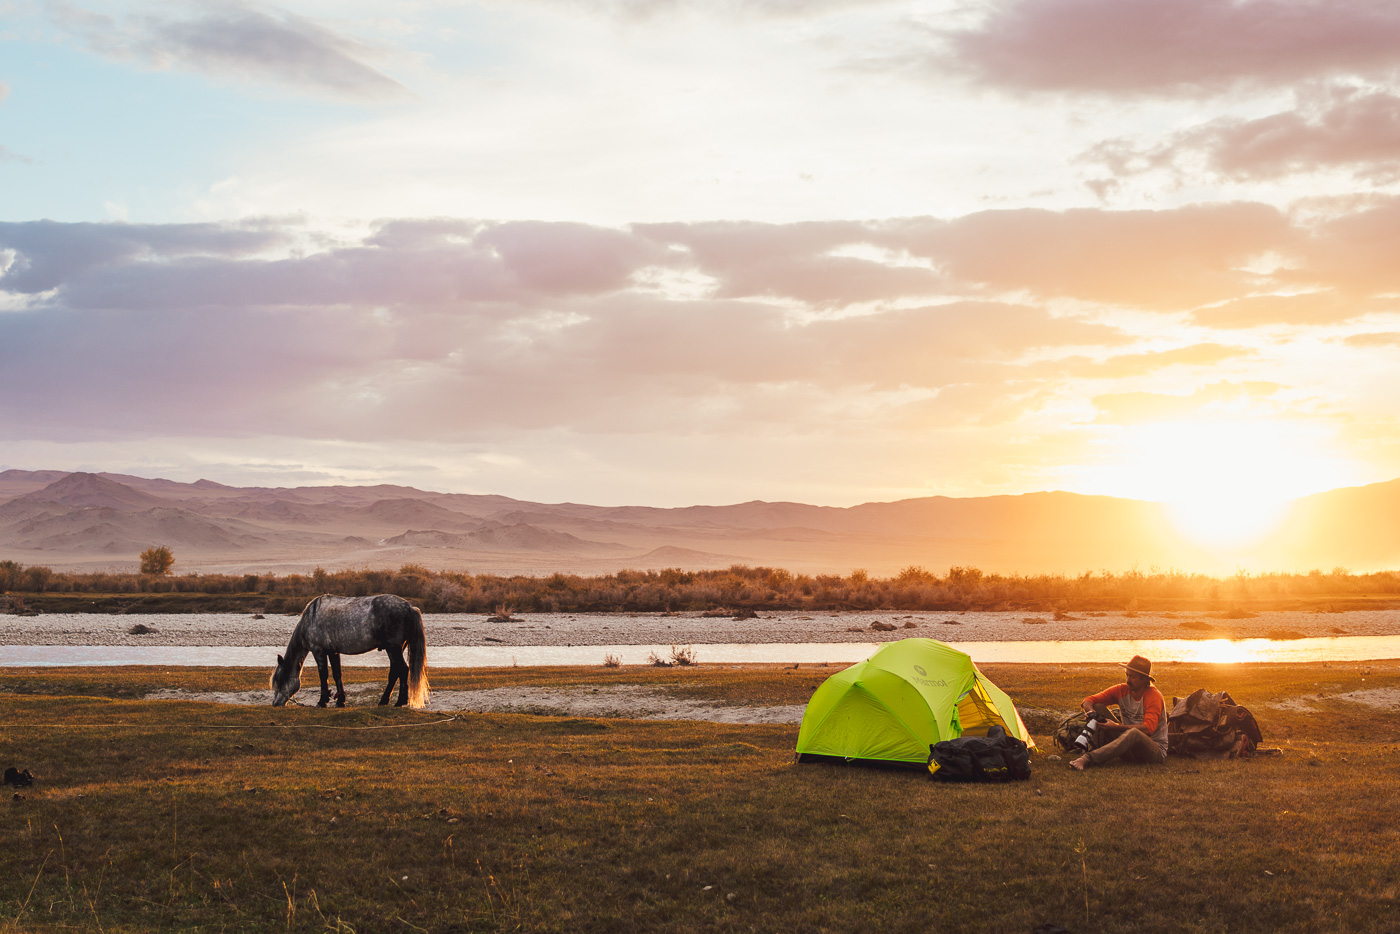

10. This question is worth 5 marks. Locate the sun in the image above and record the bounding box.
[1103,420,1351,550]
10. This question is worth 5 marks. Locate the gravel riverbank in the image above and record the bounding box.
[4,607,1399,647]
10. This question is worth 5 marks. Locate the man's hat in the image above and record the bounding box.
[1123,655,1154,681]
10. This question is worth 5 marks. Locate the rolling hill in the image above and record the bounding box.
[0,470,1397,576]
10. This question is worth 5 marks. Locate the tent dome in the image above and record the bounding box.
[795,638,1032,767]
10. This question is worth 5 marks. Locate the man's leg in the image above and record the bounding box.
[1073,729,1165,768]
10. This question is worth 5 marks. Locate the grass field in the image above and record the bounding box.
[1,661,1397,933]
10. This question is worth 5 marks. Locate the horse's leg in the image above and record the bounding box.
[394,644,411,707]
[378,645,401,705]
[380,645,409,706]
[330,653,346,708]
[312,650,331,708]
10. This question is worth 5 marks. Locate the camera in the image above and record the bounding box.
[1072,715,1102,752]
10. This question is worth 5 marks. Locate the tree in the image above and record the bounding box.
[140,546,174,576]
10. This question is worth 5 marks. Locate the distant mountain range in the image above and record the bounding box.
[1,469,1397,576]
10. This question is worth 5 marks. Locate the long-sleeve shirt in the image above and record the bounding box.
[1083,682,1168,753]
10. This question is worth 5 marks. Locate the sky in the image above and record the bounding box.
[4,0,1400,537]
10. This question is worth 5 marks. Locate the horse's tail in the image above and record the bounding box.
[407,605,430,708]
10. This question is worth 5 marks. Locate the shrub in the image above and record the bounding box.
[139,546,174,576]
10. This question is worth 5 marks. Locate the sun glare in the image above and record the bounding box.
[1103,421,1352,550]
[1180,639,1255,664]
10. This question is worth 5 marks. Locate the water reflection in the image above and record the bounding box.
[3,634,1399,667]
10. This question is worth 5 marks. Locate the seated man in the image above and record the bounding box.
[1070,654,1167,770]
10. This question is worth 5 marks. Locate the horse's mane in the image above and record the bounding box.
[275,596,320,674]
[289,595,321,648]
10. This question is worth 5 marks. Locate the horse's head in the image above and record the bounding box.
[270,653,300,706]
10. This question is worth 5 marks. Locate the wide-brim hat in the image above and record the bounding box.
[1122,654,1155,681]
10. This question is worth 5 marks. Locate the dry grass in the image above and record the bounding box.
[9,560,1400,615]
[0,662,1397,932]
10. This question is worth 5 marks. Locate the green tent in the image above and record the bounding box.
[795,638,1033,767]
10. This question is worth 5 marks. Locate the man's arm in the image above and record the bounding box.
[1081,684,1124,715]
[1091,689,1164,738]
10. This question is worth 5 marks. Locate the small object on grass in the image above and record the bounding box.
[702,885,713,891]
[727,893,736,902]
[128,623,155,635]
[3,768,34,787]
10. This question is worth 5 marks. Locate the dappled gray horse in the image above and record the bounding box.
[270,594,430,708]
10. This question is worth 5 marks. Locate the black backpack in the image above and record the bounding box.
[928,725,1031,782]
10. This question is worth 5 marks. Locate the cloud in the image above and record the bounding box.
[4,220,664,312]
[1189,292,1365,329]
[50,2,408,101]
[0,145,32,165]
[942,0,1400,97]
[642,205,1299,311]
[881,203,1294,309]
[636,221,946,306]
[13,206,1400,451]
[0,220,284,295]
[1343,331,1400,347]
[0,216,1133,444]
[1068,343,1256,379]
[1089,87,1400,183]
[1092,381,1282,423]
[1295,196,1400,294]
[523,0,882,22]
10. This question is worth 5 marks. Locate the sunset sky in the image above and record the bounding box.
[3,0,1400,532]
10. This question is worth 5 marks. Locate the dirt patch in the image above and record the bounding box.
[144,685,807,724]
[1332,687,1400,710]
[1268,687,1400,712]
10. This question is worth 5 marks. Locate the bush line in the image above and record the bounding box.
[3,560,1399,614]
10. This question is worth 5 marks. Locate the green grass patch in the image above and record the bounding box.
[1,662,1398,932]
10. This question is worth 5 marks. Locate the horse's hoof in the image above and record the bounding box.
[335,700,346,708]
[316,700,328,708]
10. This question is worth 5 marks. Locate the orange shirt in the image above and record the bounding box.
[1083,682,1165,735]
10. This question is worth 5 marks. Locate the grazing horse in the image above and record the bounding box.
[270,594,430,708]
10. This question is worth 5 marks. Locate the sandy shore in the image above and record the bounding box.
[4,607,1399,647]
[142,673,1400,723]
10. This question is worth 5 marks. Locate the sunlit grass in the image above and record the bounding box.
[0,662,1397,932]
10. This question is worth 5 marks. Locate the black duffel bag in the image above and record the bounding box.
[928,725,1031,782]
